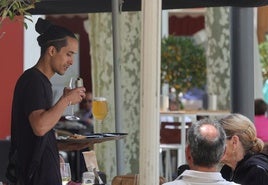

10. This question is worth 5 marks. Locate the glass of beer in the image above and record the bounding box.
[92,97,108,124]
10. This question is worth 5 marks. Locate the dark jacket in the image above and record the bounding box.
[221,153,268,185]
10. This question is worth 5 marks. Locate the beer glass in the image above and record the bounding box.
[92,97,108,124]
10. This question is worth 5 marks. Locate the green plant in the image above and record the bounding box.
[0,0,38,29]
[259,40,268,82]
[161,35,206,93]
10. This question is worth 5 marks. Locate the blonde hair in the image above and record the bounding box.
[219,113,264,154]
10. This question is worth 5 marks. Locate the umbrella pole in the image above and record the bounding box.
[112,0,124,175]
[230,7,254,120]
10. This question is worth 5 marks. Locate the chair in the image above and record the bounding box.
[111,174,166,185]
[0,140,11,183]
[159,122,191,181]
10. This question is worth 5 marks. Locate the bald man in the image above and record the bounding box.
[163,119,239,185]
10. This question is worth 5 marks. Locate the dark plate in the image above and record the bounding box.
[102,133,128,137]
[85,133,128,138]
[57,133,128,151]
[85,133,104,138]
[57,133,128,145]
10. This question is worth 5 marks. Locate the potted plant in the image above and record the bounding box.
[0,0,38,28]
[259,38,268,83]
[161,35,206,106]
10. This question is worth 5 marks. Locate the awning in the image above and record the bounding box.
[30,0,268,15]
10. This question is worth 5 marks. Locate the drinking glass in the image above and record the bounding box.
[60,163,71,185]
[92,97,108,124]
[65,77,80,121]
[82,170,95,185]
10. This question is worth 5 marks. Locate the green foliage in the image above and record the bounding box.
[259,40,268,82]
[0,0,38,29]
[161,35,207,93]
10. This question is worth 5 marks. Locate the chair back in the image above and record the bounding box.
[111,174,166,185]
[160,122,191,144]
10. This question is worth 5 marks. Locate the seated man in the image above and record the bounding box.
[164,119,238,185]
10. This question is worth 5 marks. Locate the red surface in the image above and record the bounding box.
[169,15,205,36]
[0,17,24,139]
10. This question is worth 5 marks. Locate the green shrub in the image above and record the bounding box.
[161,35,206,93]
[259,40,268,82]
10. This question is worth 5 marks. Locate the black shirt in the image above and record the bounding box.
[11,67,61,185]
[221,153,268,185]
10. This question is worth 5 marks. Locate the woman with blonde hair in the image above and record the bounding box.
[219,113,268,185]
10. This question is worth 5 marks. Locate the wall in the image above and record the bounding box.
[24,16,42,71]
[257,6,268,43]
[0,18,24,139]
